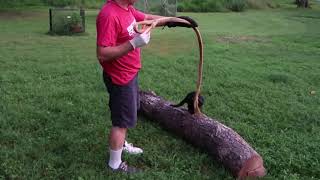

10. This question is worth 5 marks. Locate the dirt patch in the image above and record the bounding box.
[216,35,268,44]
[0,10,45,20]
[293,15,320,19]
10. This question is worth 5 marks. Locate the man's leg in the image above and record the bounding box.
[122,75,143,155]
[108,127,127,169]
[103,72,141,173]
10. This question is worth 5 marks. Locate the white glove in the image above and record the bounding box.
[129,31,150,49]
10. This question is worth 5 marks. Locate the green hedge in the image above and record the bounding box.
[0,0,105,8]
[0,0,45,7]
[46,0,105,8]
[0,0,281,11]
[177,0,280,12]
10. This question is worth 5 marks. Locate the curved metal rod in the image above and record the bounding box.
[134,17,188,34]
[135,18,204,116]
[193,27,204,115]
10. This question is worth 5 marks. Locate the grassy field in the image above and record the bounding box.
[1,4,320,180]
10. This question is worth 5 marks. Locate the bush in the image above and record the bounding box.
[46,0,81,7]
[177,0,246,12]
[205,1,226,12]
[224,0,247,12]
[177,0,280,12]
[0,0,105,8]
[0,0,280,12]
[246,0,279,9]
[177,0,227,12]
[0,0,45,7]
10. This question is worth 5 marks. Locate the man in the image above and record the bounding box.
[96,0,196,173]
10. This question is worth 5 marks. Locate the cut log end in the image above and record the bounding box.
[238,155,266,179]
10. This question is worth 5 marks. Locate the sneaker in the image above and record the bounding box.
[112,161,142,174]
[123,141,143,155]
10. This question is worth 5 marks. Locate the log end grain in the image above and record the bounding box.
[237,155,266,179]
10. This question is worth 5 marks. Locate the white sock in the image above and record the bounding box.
[108,148,123,169]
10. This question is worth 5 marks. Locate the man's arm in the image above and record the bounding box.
[97,31,151,63]
[145,14,164,20]
[144,14,171,26]
[144,14,195,27]
[97,42,133,63]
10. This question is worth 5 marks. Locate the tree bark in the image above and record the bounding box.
[139,91,266,179]
[296,0,309,8]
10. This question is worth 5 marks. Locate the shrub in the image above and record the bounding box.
[177,0,247,12]
[0,0,44,7]
[70,12,81,26]
[205,1,226,12]
[246,0,279,9]
[224,0,247,12]
[177,0,225,12]
[46,0,81,7]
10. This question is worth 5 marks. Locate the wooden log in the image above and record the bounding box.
[139,91,266,179]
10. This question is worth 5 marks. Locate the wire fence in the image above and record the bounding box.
[49,8,85,35]
[134,0,177,16]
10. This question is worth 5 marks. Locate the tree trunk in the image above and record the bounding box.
[139,91,266,179]
[296,0,309,8]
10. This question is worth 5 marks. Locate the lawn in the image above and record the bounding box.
[0,5,320,180]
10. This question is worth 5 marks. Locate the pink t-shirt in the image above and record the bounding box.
[96,0,146,85]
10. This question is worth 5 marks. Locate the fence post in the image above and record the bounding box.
[49,8,52,32]
[80,8,85,32]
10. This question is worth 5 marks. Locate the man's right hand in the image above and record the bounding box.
[129,31,151,49]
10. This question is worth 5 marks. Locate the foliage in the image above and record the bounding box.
[0,0,44,7]
[47,0,77,7]
[177,0,226,12]
[246,0,280,9]
[176,0,297,12]
[70,12,81,26]
[45,0,105,8]
[0,0,291,11]
[134,0,177,16]
[225,0,247,12]
[0,0,106,8]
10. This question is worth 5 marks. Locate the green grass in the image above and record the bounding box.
[1,6,320,180]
